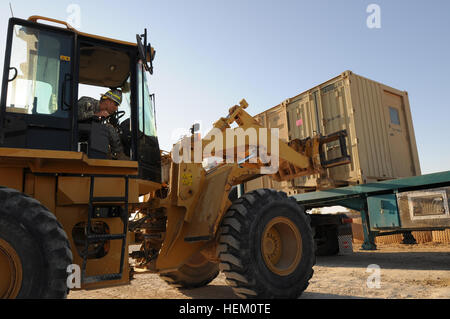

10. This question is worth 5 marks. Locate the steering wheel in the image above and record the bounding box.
[105,111,126,127]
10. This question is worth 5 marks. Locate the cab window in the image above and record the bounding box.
[137,61,157,137]
[6,25,72,117]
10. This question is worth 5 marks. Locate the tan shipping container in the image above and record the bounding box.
[245,70,421,193]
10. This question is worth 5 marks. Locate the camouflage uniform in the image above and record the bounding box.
[77,96,124,158]
[78,97,100,121]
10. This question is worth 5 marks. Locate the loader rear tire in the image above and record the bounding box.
[218,189,315,299]
[0,187,72,299]
[160,252,219,289]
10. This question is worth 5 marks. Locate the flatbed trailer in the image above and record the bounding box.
[292,170,450,250]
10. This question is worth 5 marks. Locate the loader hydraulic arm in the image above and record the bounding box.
[201,99,351,184]
[148,99,351,272]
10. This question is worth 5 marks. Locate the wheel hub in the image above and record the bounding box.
[263,227,282,265]
[0,238,22,298]
[261,217,302,276]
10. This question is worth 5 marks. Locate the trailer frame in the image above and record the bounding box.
[292,171,450,250]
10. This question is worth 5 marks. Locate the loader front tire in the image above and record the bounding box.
[160,252,219,289]
[0,187,72,299]
[218,189,315,299]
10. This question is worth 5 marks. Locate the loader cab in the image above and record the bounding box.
[0,16,161,182]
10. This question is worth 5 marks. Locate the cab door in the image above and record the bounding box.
[0,18,75,151]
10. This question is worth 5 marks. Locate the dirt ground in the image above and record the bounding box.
[68,242,450,299]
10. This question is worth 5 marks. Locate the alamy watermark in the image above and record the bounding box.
[67,264,81,289]
[66,4,81,29]
[171,127,280,175]
[366,4,381,29]
[366,264,381,289]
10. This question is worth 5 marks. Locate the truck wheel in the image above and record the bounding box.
[0,187,72,299]
[315,225,339,256]
[160,252,219,289]
[218,189,315,299]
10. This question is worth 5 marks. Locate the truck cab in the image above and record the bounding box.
[0,16,161,182]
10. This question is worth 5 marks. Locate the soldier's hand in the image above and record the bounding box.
[95,110,111,118]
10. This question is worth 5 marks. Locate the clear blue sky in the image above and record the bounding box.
[0,0,449,174]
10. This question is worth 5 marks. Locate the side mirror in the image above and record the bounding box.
[146,46,156,62]
[136,28,154,74]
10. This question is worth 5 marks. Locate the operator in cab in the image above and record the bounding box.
[78,89,128,160]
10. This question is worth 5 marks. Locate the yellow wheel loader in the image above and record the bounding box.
[0,16,351,299]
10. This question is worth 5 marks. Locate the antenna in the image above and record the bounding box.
[9,2,14,17]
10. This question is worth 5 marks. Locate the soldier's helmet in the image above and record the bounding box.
[101,89,123,106]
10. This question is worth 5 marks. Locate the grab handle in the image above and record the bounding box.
[28,16,76,30]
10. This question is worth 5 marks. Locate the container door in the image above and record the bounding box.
[382,91,414,177]
[319,82,352,181]
[286,95,319,188]
[260,107,289,142]
[286,95,316,141]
